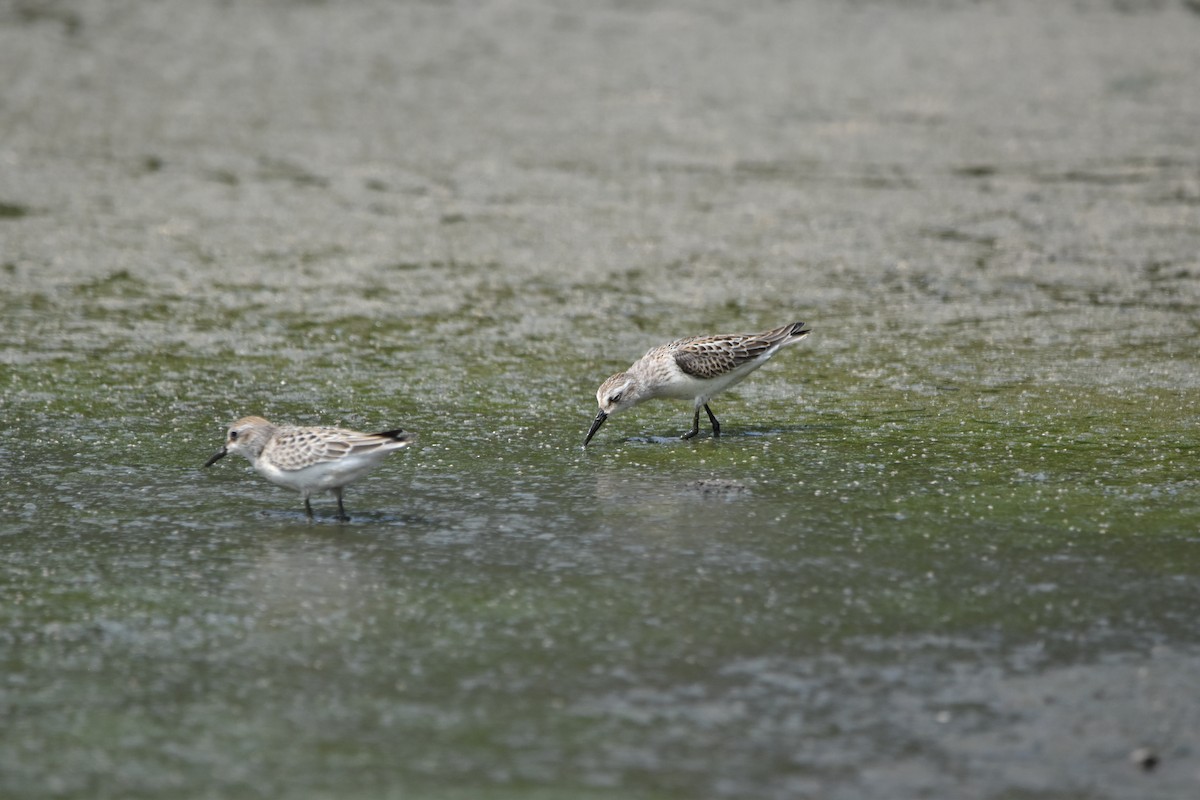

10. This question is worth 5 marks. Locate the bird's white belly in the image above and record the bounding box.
[656,365,754,403]
[255,455,382,493]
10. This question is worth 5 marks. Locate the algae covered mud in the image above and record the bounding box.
[2,1,1199,798]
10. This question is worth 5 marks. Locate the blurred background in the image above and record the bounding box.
[2,1,1198,798]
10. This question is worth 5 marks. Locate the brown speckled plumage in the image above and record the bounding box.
[671,323,808,380]
[262,426,405,470]
[205,415,414,520]
[584,321,811,445]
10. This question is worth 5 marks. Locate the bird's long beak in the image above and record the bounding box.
[583,410,608,447]
[204,448,228,467]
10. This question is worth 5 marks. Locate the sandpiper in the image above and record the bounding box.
[584,321,811,446]
[205,416,415,520]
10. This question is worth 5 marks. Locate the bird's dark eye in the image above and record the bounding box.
[609,392,622,404]
[229,430,239,440]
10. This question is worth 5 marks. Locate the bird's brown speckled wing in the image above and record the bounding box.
[672,337,746,379]
[264,427,395,470]
[672,323,808,380]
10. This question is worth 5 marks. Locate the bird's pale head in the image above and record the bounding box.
[596,372,642,416]
[205,415,276,466]
[584,373,642,447]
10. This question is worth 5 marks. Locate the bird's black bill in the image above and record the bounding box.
[583,410,608,447]
[204,448,228,467]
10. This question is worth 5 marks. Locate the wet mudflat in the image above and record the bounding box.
[2,1,1199,798]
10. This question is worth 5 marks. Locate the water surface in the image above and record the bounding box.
[2,2,1199,798]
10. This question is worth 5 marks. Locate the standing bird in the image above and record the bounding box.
[204,416,415,521]
[584,321,811,446]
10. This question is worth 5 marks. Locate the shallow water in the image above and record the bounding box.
[3,1,1200,798]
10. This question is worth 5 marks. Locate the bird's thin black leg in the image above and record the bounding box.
[304,497,314,521]
[334,488,350,522]
[704,403,721,438]
[682,408,702,440]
